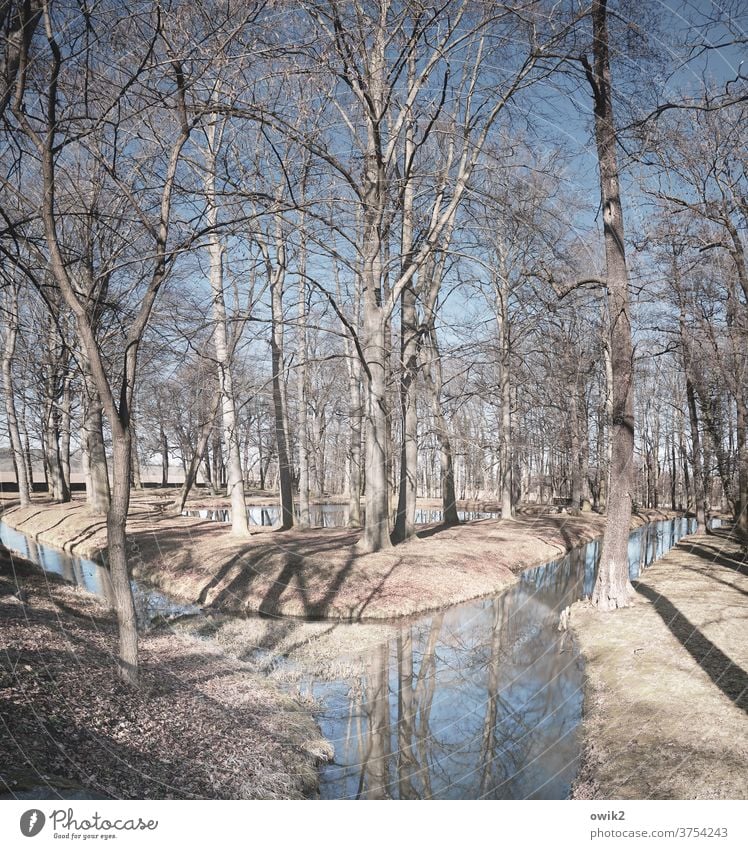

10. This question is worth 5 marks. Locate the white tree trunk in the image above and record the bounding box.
[205,128,249,537]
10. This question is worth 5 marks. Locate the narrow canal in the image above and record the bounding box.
[0,514,695,799]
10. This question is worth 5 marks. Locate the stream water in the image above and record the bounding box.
[307,516,695,799]
[0,513,695,799]
[0,520,199,628]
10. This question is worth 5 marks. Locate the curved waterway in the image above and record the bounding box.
[0,514,695,799]
[306,516,695,799]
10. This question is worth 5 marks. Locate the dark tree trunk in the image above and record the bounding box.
[83,402,111,513]
[60,376,71,492]
[678,299,708,533]
[160,426,169,487]
[686,378,708,533]
[393,279,419,542]
[394,86,418,543]
[270,249,294,530]
[45,415,70,503]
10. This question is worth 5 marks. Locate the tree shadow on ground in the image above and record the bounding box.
[634,582,748,714]
[676,561,748,599]
[196,551,247,604]
[257,549,358,618]
[680,540,748,578]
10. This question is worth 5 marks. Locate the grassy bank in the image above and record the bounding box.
[0,492,676,620]
[0,545,332,800]
[571,529,748,800]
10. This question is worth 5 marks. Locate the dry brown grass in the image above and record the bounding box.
[571,530,748,800]
[179,613,400,686]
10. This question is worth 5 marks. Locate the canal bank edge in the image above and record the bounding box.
[0,494,681,621]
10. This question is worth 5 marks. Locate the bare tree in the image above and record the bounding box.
[584,0,637,610]
[9,2,197,683]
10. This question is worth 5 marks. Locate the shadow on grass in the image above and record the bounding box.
[634,582,748,714]
[680,540,748,578]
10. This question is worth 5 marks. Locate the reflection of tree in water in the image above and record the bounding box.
[338,576,584,799]
[353,614,444,799]
[317,519,694,799]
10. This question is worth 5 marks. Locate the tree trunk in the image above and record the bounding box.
[699,392,735,516]
[494,269,515,519]
[347,337,363,528]
[342,272,363,527]
[393,279,418,542]
[296,226,311,528]
[60,375,71,492]
[81,370,111,514]
[20,405,34,489]
[357,15,391,553]
[205,131,249,536]
[1,285,31,506]
[211,430,223,493]
[313,406,326,493]
[160,425,169,487]
[108,428,139,687]
[130,418,143,491]
[268,217,294,530]
[601,329,613,513]
[570,389,582,512]
[423,327,459,525]
[394,80,418,543]
[686,378,708,533]
[256,413,264,491]
[678,301,708,532]
[735,397,748,536]
[360,308,392,550]
[652,410,660,508]
[587,0,636,610]
[45,405,69,503]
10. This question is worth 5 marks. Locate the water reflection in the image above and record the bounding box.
[182,505,499,528]
[0,520,198,628]
[1,512,694,799]
[309,517,695,800]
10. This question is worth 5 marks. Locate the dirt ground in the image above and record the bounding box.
[571,529,748,800]
[0,491,674,620]
[0,545,332,800]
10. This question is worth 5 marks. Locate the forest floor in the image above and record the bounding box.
[0,544,332,800]
[0,490,675,620]
[571,528,748,800]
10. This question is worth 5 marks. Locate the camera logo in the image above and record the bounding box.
[20,810,46,837]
